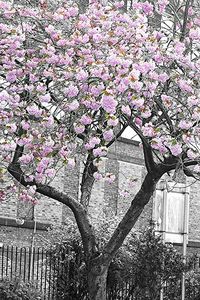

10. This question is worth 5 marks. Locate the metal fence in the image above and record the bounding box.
[1,245,200,300]
[0,245,56,299]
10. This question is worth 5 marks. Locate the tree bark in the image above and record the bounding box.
[88,264,108,300]
[80,155,97,209]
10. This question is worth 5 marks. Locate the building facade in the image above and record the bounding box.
[0,138,200,254]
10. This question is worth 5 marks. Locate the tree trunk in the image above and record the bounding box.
[88,264,108,300]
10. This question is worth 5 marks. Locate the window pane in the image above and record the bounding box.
[166,192,185,233]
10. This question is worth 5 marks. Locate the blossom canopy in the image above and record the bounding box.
[0,0,199,193]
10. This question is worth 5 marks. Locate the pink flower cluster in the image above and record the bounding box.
[0,0,199,198]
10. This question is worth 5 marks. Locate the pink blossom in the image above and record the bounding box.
[142,124,155,137]
[187,96,199,107]
[151,138,167,154]
[0,190,6,201]
[142,2,153,15]
[174,41,185,55]
[141,109,151,118]
[93,33,104,43]
[36,158,51,173]
[169,144,182,156]
[117,82,127,93]
[105,173,116,184]
[45,168,56,178]
[135,117,142,127]
[90,85,104,97]
[21,121,30,130]
[178,120,193,130]
[90,137,101,145]
[36,84,46,93]
[178,80,193,93]
[19,154,34,164]
[67,158,75,169]
[65,85,79,97]
[27,105,42,117]
[121,105,131,117]
[80,115,92,125]
[103,129,114,142]
[187,149,198,160]
[158,73,169,83]
[45,24,56,35]
[81,34,89,43]
[189,28,200,40]
[6,71,17,83]
[194,17,200,26]
[7,123,17,133]
[106,55,120,67]
[46,55,59,64]
[59,147,69,159]
[67,100,79,111]
[0,90,10,102]
[17,137,32,146]
[74,124,85,134]
[76,70,88,81]
[192,108,200,120]
[101,94,117,114]
[93,147,108,157]
[130,98,144,109]
[57,39,67,46]
[35,173,45,183]
[45,116,54,128]
[161,95,172,108]
[68,7,79,17]
[39,93,51,103]
[157,0,169,14]
[108,117,119,127]
[93,172,103,181]
[25,175,34,182]
[136,62,155,75]
[114,1,125,8]
[194,165,200,173]
[130,81,143,92]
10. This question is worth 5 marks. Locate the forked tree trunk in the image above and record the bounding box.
[88,264,108,300]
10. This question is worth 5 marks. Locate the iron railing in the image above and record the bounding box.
[1,245,200,300]
[0,245,56,299]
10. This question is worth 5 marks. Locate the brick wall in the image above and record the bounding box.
[0,138,200,253]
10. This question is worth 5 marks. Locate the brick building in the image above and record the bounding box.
[0,137,200,253]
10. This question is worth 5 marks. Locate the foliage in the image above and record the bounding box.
[45,216,122,299]
[124,226,194,300]
[184,269,200,300]
[0,277,43,300]
[47,223,197,300]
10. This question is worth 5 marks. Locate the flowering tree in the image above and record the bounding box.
[0,0,200,299]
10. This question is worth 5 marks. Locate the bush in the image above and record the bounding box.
[46,221,198,300]
[0,277,43,300]
[124,226,194,300]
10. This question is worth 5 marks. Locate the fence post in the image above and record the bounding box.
[29,219,37,281]
[181,188,189,300]
[160,182,167,300]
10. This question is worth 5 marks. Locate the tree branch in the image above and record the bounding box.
[8,145,97,258]
[106,123,128,148]
[154,96,174,134]
[128,120,156,173]
[103,168,163,261]
[80,153,98,209]
[180,0,191,41]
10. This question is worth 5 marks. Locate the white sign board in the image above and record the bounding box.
[153,183,189,243]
